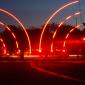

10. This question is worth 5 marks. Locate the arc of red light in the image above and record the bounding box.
[0,9,31,54]
[63,24,81,49]
[39,1,79,52]
[31,62,83,82]
[51,12,81,52]
[0,37,7,55]
[0,22,20,55]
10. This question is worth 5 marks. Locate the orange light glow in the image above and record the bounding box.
[51,44,53,53]
[39,49,42,53]
[82,38,85,41]
[0,38,7,55]
[62,49,66,53]
[16,49,21,55]
[69,55,82,57]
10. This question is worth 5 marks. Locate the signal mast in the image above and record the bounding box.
[78,0,85,26]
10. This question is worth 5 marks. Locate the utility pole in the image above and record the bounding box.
[78,0,83,24]
[75,17,78,26]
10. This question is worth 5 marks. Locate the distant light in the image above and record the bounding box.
[6,53,10,56]
[10,55,19,58]
[16,49,21,55]
[62,49,66,53]
[25,55,40,58]
[3,50,7,55]
[39,49,42,53]
[82,38,85,41]
[69,55,82,57]
[51,48,53,53]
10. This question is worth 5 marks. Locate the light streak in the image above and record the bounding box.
[39,1,79,52]
[63,24,81,48]
[0,37,6,55]
[0,8,31,54]
[69,55,82,57]
[51,12,80,52]
[31,62,82,82]
[0,22,20,55]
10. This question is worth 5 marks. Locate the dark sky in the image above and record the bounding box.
[0,0,85,27]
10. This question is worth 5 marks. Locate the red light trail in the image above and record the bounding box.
[31,62,83,82]
[63,24,81,49]
[51,12,81,52]
[0,22,20,55]
[0,36,6,55]
[39,1,79,52]
[82,37,85,41]
[0,8,31,55]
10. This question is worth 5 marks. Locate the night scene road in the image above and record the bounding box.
[0,58,85,85]
[0,0,85,85]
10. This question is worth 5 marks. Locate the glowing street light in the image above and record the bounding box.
[82,37,85,41]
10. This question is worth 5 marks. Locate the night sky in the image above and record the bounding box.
[0,0,85,27]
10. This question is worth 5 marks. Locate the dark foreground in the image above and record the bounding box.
[0,59,85,85]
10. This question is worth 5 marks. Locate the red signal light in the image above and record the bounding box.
[39,49,42,53]
[82,38,85,41]
[62,49,66,53]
